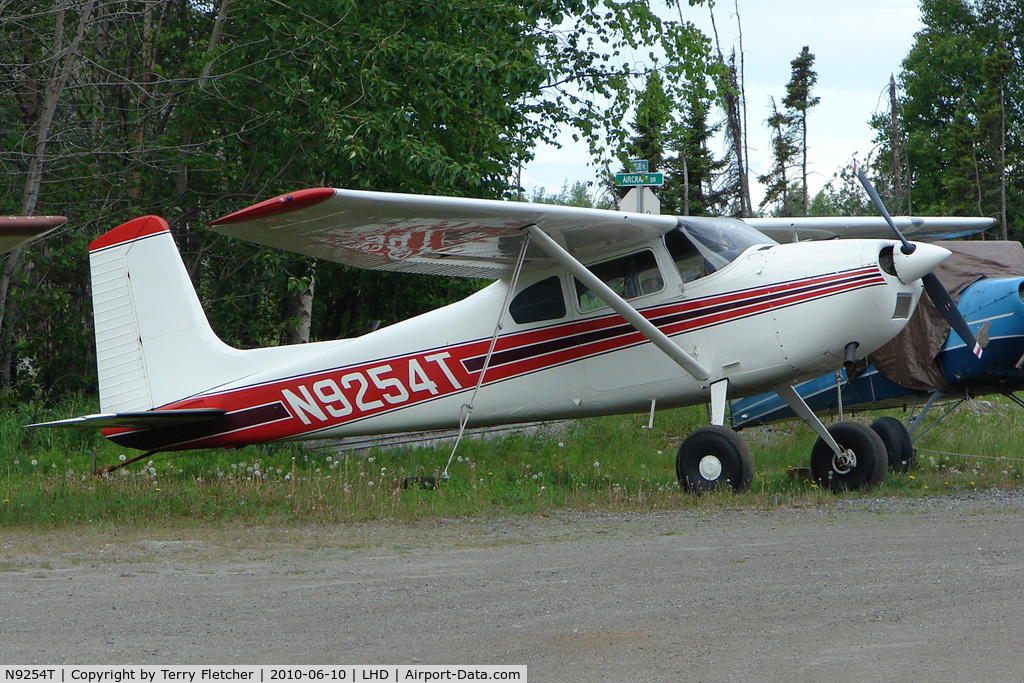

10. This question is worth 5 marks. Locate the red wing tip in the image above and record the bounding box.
[0,215,67,235]
[89,215,170,252]
[209,188,336,226]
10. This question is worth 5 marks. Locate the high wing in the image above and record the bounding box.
[743,216,994,242]
[209,188,677,279]
[0,215,66,253]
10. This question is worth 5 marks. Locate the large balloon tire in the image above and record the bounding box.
[870,416,915,473]
[676,426,754,493]
[810,421,887,491]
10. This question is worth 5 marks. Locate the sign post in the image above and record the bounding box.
[615,160,663,214]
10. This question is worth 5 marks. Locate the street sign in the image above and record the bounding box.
[615,172,664,187]
[628,159,649,172]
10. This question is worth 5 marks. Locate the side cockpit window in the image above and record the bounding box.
[574,250,664,312]
[510,276,567,324]
[666,220,776,283]
[665,228,706,283]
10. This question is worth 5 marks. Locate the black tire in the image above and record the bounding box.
[870,416,915,473]
[810,421,887,491]
[676,425,754,493]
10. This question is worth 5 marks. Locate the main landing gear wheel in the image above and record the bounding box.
[870,416,915,473]
[810,421,887,491]
[676,425,754,493]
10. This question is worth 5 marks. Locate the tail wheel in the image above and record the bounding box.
[870,416,915,473]
[810,421,887,491]
[676,425,754,493]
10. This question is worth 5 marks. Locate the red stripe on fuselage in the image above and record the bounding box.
[130,267,887,450]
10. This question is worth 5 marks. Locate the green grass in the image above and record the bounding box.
[3,394,1024,529]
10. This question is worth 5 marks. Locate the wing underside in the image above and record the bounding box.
[209,188,678,279]
[207,188,994,278]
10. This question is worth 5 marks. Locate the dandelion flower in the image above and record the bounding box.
[119,454,127,462]
[593,461,600,468]
[30,459,37,466]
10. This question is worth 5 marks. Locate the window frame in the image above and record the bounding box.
[572,248,666,315]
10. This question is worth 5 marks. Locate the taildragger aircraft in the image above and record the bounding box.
[31,183,992,492]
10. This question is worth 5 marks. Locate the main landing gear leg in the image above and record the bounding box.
[676,380,754,493]
[775,385,886,491]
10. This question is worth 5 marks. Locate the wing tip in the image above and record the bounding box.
[90,215,170,252]
[209,188,336,226]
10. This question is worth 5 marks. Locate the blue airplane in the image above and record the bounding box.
[730,240,1024,472]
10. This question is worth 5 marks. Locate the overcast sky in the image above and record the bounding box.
[519,0,924,207]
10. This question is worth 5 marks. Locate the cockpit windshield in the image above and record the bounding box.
[675,217,777,272]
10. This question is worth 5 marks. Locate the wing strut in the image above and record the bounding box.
[441,231,533,481]
[774,384,844,455]
[525,225,710,381]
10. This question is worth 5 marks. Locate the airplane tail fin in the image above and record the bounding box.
[89,216,242,413]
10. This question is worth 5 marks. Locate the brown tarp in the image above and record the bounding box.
[868,241,1024,392]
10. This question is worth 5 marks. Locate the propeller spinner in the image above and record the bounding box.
[854,164,985,359]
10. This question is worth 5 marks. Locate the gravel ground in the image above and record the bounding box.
[4,490,1024,681]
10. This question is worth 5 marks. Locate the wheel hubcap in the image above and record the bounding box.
[699,455,723,481]
[832,448,857,474]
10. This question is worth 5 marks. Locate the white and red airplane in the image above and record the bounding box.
[32,186,992,491]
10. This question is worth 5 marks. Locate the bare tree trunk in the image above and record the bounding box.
[177,0,234,196]
[0,0,97,387]
[734,0,749,211]
[889,76,905,214]
[1000,83,1007,240]
[682,152,690,216]
[707,8,750,217]
[285,274,315,344]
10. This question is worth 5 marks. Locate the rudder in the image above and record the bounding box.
[89,216,237,412]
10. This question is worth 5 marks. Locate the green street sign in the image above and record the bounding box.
[629,159,649,172]
[615,172,664,187]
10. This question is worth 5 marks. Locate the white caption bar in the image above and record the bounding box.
[0,667,526,683]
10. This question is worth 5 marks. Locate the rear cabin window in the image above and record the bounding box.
[509,276,567,324]
[574,250,664,313]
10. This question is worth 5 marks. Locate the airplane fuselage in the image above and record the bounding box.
[106,232,925,452]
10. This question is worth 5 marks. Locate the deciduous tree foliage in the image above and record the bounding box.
[0,0,712,399]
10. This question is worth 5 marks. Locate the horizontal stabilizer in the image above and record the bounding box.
[27,408,226,430]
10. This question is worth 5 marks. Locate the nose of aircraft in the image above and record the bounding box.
[892,242,951,285]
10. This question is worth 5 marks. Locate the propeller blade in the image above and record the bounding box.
[922,273,984,359]
[854,163,916,255]
[854,163,984,359]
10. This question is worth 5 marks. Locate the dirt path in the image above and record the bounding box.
[4,491,1024,681]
